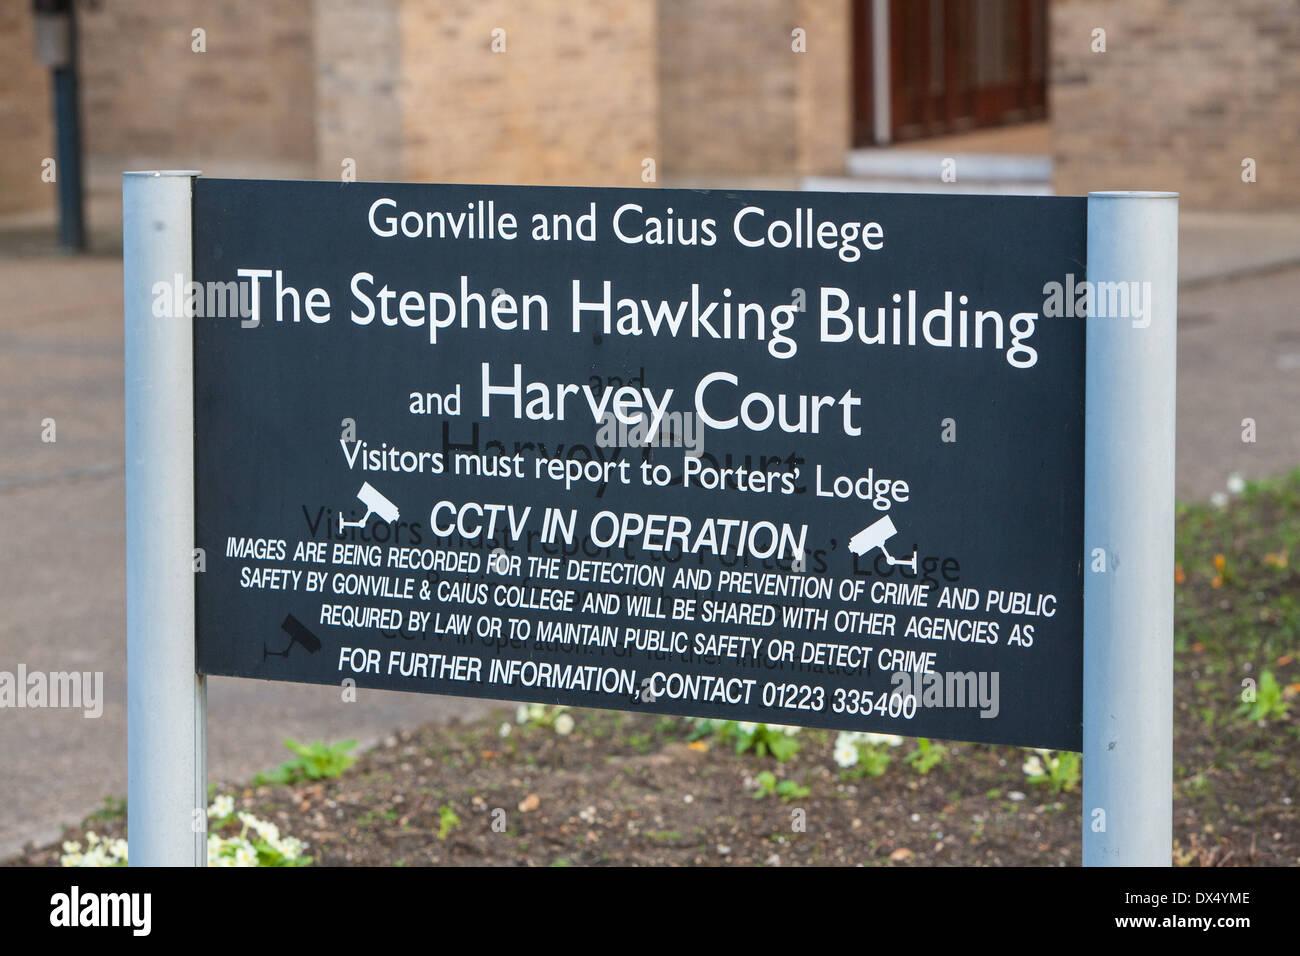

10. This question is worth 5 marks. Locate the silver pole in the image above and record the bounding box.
[1082,191,1178,866]
[124,170,206,867]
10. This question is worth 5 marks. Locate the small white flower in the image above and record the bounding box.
[515,704,530,724]
[59,841,86,867]
[1226,473,1246,495]
[499,721,512,738]
[1022,755,1045,777]
[862,732,904,748]
[209,794,234,819]
[736,721,759,735]
[833,738,860,768]
[208,837,237,866]
[554,713,575,736]
[208,834,237,866]
[1210,491,1228,509]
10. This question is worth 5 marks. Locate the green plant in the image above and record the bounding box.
[437,805,461,841]
[653,716,682,736]
[752,770,810,802]
[88,796,127,824]
[626,731,656,754]
[855,746,892,777]
[228,813,312,867]
[689,719,801,761]
[1236,669,1290,724]
[1021,749,1081,793]
[904,737,946,775]
[834,731,901,776]
[516,703,575,735]
[253,737,358,786]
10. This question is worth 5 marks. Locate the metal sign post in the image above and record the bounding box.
[124,170,207,867]
[1082,191,1178,866]
[122,177,1178,868]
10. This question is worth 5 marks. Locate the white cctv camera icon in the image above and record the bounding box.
[339,481,400,532]
[848,515,917,572]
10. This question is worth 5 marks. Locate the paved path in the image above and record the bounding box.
[1175,264,1300,500]
[1,227,1297,857]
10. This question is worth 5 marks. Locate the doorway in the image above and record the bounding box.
[854,0,1048,146]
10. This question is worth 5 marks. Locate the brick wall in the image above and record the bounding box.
[0,6,53,215]
[314,0,403,181]
[794,0,851,176]
[658,0,850,178]
[396,0,658,187]
[5,0,847,215]
[659,0,799,176]
[76,0,316,182]
[1051,0,1300,210]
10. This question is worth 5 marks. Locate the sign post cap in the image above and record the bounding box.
[1087,190,1178,199]
[123,169,203,178]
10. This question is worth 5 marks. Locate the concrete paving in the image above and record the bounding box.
[0,205,1297,857]
[1174,265,1300,500]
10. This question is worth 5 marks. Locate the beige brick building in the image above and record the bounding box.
[0,4,56,215]
[1,0,1296,220]
[1050,0,1300,210]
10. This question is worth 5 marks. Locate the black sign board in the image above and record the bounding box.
[192,180,1085,750]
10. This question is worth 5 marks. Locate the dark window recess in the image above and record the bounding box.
[854,0,1048,145]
